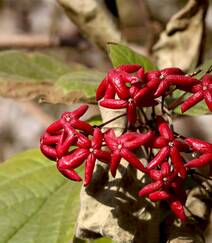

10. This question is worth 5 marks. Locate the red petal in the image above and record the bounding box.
[154,80,170,97]
[84,153,96,186]
[72,104,89,119]
[156,116,174,140]
[173,140,190,153]
[58,148,89,170]
[138,180,163,196]
[149,170,163,181]
[104,84,116,99]
[108,70,130,99]
[110,151,121,177]
[148,191,170,201]
[134,87,150,104]
[202,74,212,86]
[147,146,170,170]
[147,135,168,148]
[40,144,57,160]
[161,67,183,76]
[145,70,160,80]
[169,199,187,221]
[47,120,63,134]
[92,128,103,149]
[170,146,187,178]
[57,167,82,182]
[125,131,154,150]
[185,153,212,168]
[56,132,76,158]
[94,150,111,163]
[204,90,212,112]
[42,133,61,145]
[104,129,118,151]
[161,162,171,176]
[185,137,212,154]
[100,99,128,109]
[127,102,137,124]
[120,132,140,143]
[71,119,93,134]
[121,148,147,172]
[117,64,141,73]
[96,77,108,100]
[137,67,145,80]
[166,75,199,86]
[181,91,204,113]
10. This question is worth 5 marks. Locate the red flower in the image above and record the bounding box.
[146,116,188,178]
[40,104,93,160]
[57,127,111,185]
[47,104,93,135]
[133,67,183,103]
[181,74,212,112]
[185,137,212,168]
[96,64,141,101]
[104,129,154,176]
[139,162,187,221]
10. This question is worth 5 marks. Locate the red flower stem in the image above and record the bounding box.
[155,98,171,117]
[165,86,177,96]
[96,112,127,128]
[151,105,156,120]
[161,95,165,114]
[140,108,149,124]
[173,131,186,140]
[186,69,202,77]
[168,91,187,110]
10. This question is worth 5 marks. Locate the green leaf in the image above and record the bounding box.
[87,115,102,126]
[0,149,83,243]
[73,237,113,243]
[0,50,72,81]
[0,50,102,104]
[192,59,212,79]
[56,70,105,98]
[108,43,157,71]
[91,238,113,243]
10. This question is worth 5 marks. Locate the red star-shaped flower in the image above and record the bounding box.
[40,104,93,160]
[104,129,154,176]
[146,116,189,178]
[184,137,212,169]
[57,127,111,186]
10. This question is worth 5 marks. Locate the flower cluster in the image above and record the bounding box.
[40,64,212,221]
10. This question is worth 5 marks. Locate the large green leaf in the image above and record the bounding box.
[108,43,157,71]
[0,50,72,81]
[0,50,104,104]
[0,149,83,243]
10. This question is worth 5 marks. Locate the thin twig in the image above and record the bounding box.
[167,92,187,110]
[96,113,127,128]
[0,34,86,49]
[140,108,149,123]
[189,170,212,182]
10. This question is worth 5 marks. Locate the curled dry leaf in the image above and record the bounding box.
[152,0,208,71]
